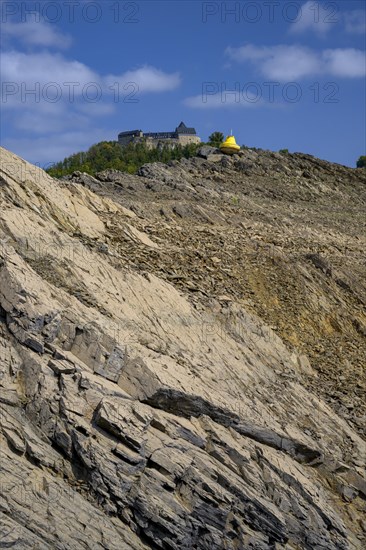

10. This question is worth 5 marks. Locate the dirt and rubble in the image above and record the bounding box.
[64,148,366,439]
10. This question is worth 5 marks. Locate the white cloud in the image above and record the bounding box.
[1,51,181,106]
[1,48,181,158]
[0,16,180,164]
[290,1,338,35]
[2,19,72,48]
[1,50,180,134]
[226,44,366,81]
[226,44,320,80]
[1,51,98,93]
[322,48,366,78]
[106,66,181,93]
[290,2,366,36]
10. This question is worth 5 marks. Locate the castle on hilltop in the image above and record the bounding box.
[118,122,201,149]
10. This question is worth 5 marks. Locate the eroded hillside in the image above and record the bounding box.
[0,146,365,549]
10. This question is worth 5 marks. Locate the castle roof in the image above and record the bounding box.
[118,130,141,137]
[175,121,197,135]
[118,122,198,142]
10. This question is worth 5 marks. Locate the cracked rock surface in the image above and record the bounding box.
[0,146,365,549]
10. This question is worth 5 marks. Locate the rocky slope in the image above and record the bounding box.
[0,145,365,549]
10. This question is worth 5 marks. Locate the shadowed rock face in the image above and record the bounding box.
[0,146,365,549]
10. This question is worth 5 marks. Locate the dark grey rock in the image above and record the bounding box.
[197,146,221,159]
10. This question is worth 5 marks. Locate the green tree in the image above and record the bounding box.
[208,132,224,148]
[356,155,366,168]
[46,140,201,179]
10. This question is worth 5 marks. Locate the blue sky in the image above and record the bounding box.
[1,0,365,167]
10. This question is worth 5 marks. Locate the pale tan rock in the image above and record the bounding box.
[0,146,365,549]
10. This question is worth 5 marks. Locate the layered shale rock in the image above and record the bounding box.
[0,146,365,549]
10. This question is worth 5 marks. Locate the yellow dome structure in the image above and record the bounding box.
[220,134,240,155]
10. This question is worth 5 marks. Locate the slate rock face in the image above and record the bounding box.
[0,146,365,549]
[197,146,223,162]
